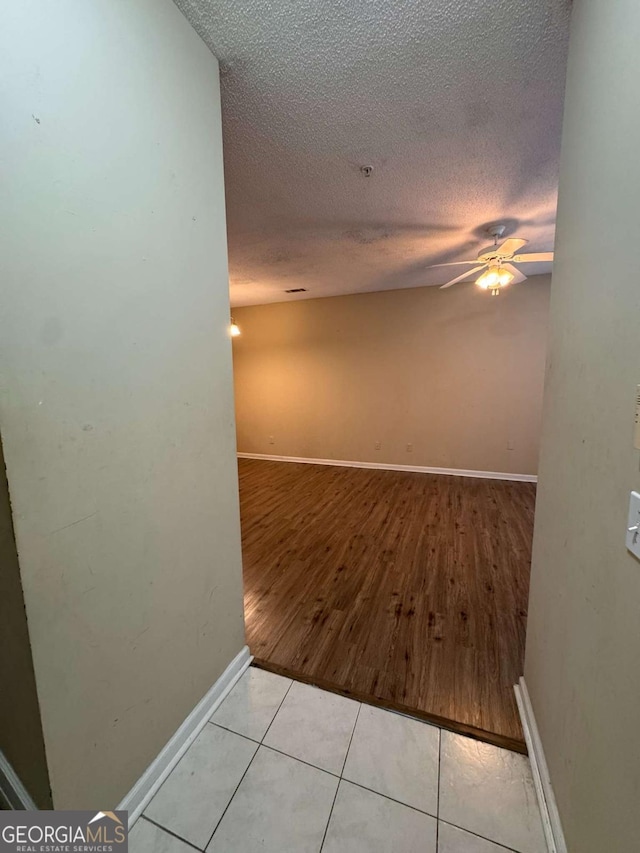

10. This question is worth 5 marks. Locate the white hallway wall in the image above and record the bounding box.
[525,0,640,850]
[0,0,245,808]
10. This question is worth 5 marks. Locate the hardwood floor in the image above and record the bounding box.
[239,458,535,751]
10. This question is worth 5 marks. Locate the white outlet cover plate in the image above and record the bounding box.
[626,491,640,560]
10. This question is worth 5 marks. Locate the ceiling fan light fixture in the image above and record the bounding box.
[435,229,552,291]
[476,264,514,291]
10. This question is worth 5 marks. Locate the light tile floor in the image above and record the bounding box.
[130,666,547,853]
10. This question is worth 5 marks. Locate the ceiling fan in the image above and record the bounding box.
[434,225,554,295]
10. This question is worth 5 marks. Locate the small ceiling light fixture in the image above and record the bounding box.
[230,317,241,337]
[476,263,514,295]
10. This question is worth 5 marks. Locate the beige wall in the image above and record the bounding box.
[0,0,245,809]
[233,277,550,476]
[525,2,640,850]
[0,438,51,808]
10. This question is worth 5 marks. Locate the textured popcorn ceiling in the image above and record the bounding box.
[174,0,571,306]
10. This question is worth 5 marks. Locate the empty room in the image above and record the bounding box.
[5,1,640,852]
[226,4,560,756]
[233,269,550,750]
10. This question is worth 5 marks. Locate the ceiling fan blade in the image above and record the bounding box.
[439,265,486,289]
[497,237,528,256]
[504,263,528,284]
[510,252,554,263]
[428,261,480,267]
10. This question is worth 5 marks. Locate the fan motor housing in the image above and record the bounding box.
[477,245,513,263]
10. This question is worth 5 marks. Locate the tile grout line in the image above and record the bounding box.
[437,819,520,852]
[319,701,362,851]
[339,702,362,777]
[143,791,518,853]
[201,668,295,851]
[140,815,204,853]
[260,677,295,745]
[342,777,438,820]
[151,670,525,853]
[206,720,260,744]
[318,779,341,853]
[209,720,344,781]
[260,741,343,778]
[141,667,266,846]
[203,676,297,850]
[202,744,260,851]
[213,713,444,820]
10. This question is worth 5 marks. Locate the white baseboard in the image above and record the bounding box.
[0,750,38,810]
[118,645,252,828]
[238,452,537,483]
[514,677,567,853]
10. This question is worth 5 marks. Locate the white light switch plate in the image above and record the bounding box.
[626,491,640,560]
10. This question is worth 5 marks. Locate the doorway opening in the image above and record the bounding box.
[237,456,535,752]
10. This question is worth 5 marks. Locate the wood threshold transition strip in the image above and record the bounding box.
[252,657,528,756]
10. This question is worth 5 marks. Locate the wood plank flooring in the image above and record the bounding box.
[239,458,536,751]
